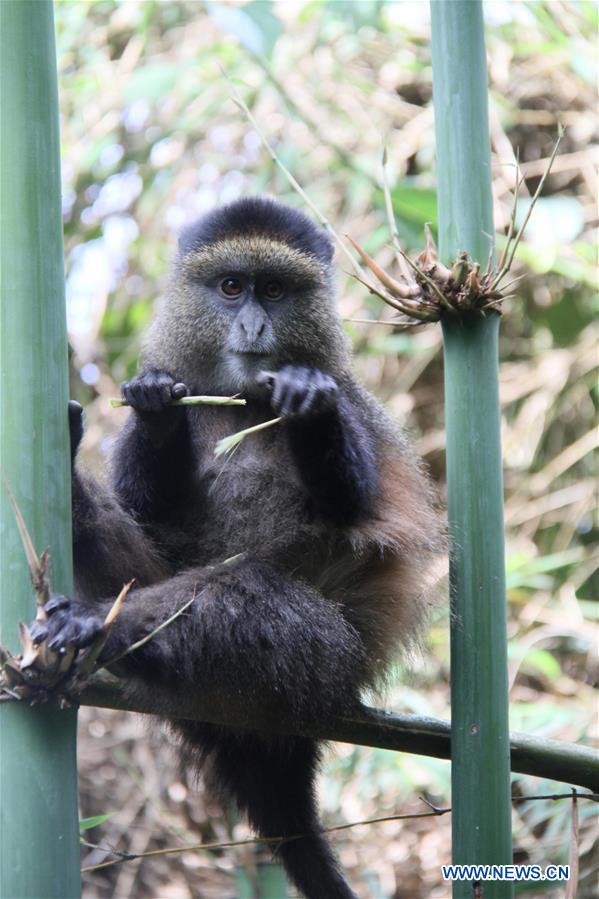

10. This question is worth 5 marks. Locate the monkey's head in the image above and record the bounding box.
[142,197,352,394]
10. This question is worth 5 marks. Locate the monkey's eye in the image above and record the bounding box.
[219,277,244,298]
[262,280,284,301]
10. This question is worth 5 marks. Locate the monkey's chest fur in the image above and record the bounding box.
[148,407,436,674]
[179,409,332,571]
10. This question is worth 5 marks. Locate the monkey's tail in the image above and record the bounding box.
[192,725,358,899]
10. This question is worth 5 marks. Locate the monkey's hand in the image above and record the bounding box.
[259,366,377,524]
[121,370,189,447]
[258,366,338,419]
[29,596,105,654]
[69,400,84,462]
[122,370,188,413]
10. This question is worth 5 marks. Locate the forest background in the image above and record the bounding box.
[55,1,597,897]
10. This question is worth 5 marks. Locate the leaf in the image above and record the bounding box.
[515,195,585,246]
[390,185,438,227]
[79,813,114,831]
[521,649,561,681]
[1,474,40,577]
[124,63,189,103]
[209,1,282,61]
[214,417,281,457]
[506,547,586,589]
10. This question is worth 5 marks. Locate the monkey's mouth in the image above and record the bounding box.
[232,350,268,356]
[229,348,274,362]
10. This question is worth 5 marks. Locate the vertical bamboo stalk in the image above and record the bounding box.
[0,2,81,897]
[430,2,513,896]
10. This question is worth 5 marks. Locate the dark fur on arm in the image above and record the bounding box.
[110,370,192,523]
[262,366,378,525]
[286,394,378,526]
[111,411,191,523]
[68,401,166,599]
[72,467,166,599]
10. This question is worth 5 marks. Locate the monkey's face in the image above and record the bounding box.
[147,235,350,394]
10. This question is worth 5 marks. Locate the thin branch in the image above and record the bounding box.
[496,150,523,274]
[381,145,409,275]
[565,789,580,899]
[1,470,50,609]
[78,680,599,791]
[494,128,564,287]
[344,318,399,327]
[482,229,495,277]
[81,790,596,875]
[512,792,598,803]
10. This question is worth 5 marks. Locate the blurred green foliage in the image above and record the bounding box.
[56,2,597,896]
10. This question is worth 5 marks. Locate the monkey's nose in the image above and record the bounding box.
[241,319,265,341]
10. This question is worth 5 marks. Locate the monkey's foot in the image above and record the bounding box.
[0,591,126,706]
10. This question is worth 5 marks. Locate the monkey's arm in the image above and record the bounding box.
[69,402,167,599]
[263,367,378,525]
[111,370,193,523]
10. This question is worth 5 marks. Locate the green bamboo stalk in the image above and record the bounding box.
[236,861,290,898]
[430,2,513,896]
[0,2,81,897]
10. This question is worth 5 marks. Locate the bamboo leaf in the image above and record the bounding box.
[214,417,282,457]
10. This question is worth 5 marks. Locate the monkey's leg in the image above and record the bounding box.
[34,559,364,896]
[177,724,359,899]
[38,558,366,714]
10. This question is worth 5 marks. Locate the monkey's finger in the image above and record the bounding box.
[298,382,320,417]
[44,595,71,616]
[279,385,304,418]
[128,380,166,412]
[48,614,103,652]
[157,381,173,409]
[68,401,84,460]
[121,382,139,408]
[66,616,104,649]
[139,379,166,412]
[68,400,84,425]
[171,382,188,400]
[270,375,287,412]
[256,370,276,390]
[29,623,48,645]
[314,376,338,414]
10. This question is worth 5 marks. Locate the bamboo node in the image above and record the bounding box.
[348,226,514,325]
